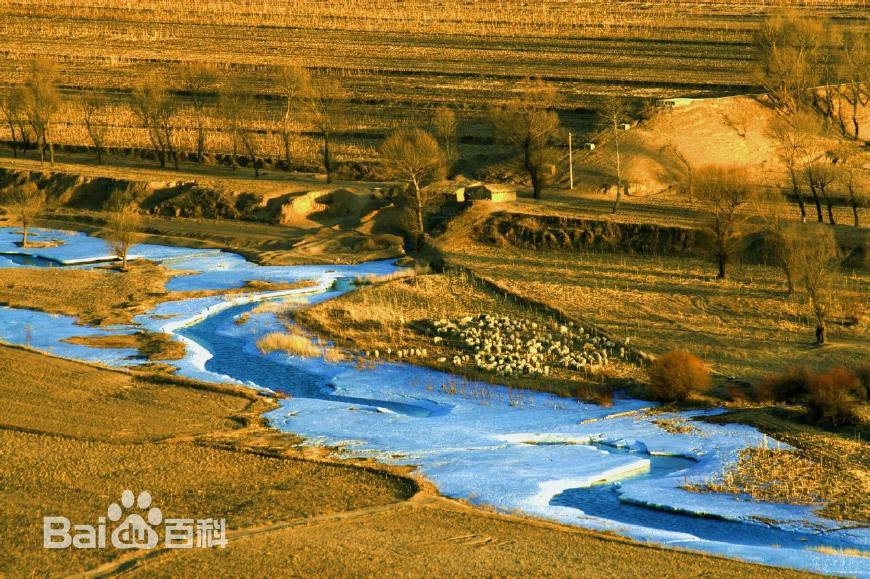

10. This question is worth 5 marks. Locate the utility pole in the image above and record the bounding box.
[568,131,574,190]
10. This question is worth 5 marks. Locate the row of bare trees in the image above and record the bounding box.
[128,65,345,180]
[0,60,348,181]
[758,11,868,227]
[0,59,61,165]
[686,164,843,345]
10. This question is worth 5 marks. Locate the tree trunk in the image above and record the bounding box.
[849,183,860,227]
[529,169,541,200]
[718,251,726,279]
[323,132,332,184]
[821,189,836,225]
[788,168,806,222]
[196,122,205,163]
[611,184,622,214]
[38,131,45,164]
[282,130,291,169]
[807,181,824,223]
[612,124,622,214]
[121,248,128,272]
[816,319,827,345]
[813,298,827,345]
[413,178,424,248]
[21,222,28,248]
[6,121,17,158]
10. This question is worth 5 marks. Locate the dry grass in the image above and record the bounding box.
[0,344,254,442]
[256,330,320,358]
[130,498,800,578]
[296,271,635,401]
[0,262,171,326]
[445,241,869,382]
[63,330,186,361]
[0,343,416,575]
[704,407,869,522]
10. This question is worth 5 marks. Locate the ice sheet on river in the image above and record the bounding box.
[0,227,866,576]
[0,306,139,365]
[0,227,219,266]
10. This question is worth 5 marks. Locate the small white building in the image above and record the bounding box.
[454,182,517,203]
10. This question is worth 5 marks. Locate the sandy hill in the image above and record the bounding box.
[577,95,870,195]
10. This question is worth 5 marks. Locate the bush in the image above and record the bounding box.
[852,364,870,400]
[754,366,811,403]
[646,351,711,402]
[806,366,864,427]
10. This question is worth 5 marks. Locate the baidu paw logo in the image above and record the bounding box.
[108,490,162,549]
[43,488,226,550]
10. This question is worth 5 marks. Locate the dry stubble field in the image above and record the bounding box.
[1,0,868,164]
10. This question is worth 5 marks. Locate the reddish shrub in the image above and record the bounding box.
[807,366,864,427]
[646,351,711,402]
[754,366,811,403]
[852,364,870,400]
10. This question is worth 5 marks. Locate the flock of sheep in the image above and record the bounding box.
[430,314,625,376]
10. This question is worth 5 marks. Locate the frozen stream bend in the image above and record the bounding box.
[1,227,868,576]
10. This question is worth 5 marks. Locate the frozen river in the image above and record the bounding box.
[1,227,868,576]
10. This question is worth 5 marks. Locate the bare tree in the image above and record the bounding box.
[274,64,308,169]
[753,11,824,114]
[694,165,757,279]
[379,128,445,246]
[21,58,60,166]
[790,224,840,345]
[5,183,45,247]
[81,96,109,164]
[838,29,868,141]
[489,79,561,200]
[0,89,30,158]
[131,76,178,169]
[432,106,458,169]
[599,96,631,214]
[804,162,838,224]
[290,72,347,183]
[106,198,141,271]
[768,110,822,223]
[833,142,865,227]
[772,221,804,296]
[180,63,216,163]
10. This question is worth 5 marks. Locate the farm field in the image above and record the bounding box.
[1,0,867,166]
[0,0,869,575]
[439,221,870,382]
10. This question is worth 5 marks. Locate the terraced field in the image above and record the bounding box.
[1,0,867,165]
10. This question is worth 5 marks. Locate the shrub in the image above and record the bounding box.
[646,351,711,402]
[852,364,870,400]
[754,366,811,403]
[806,366,864,427]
